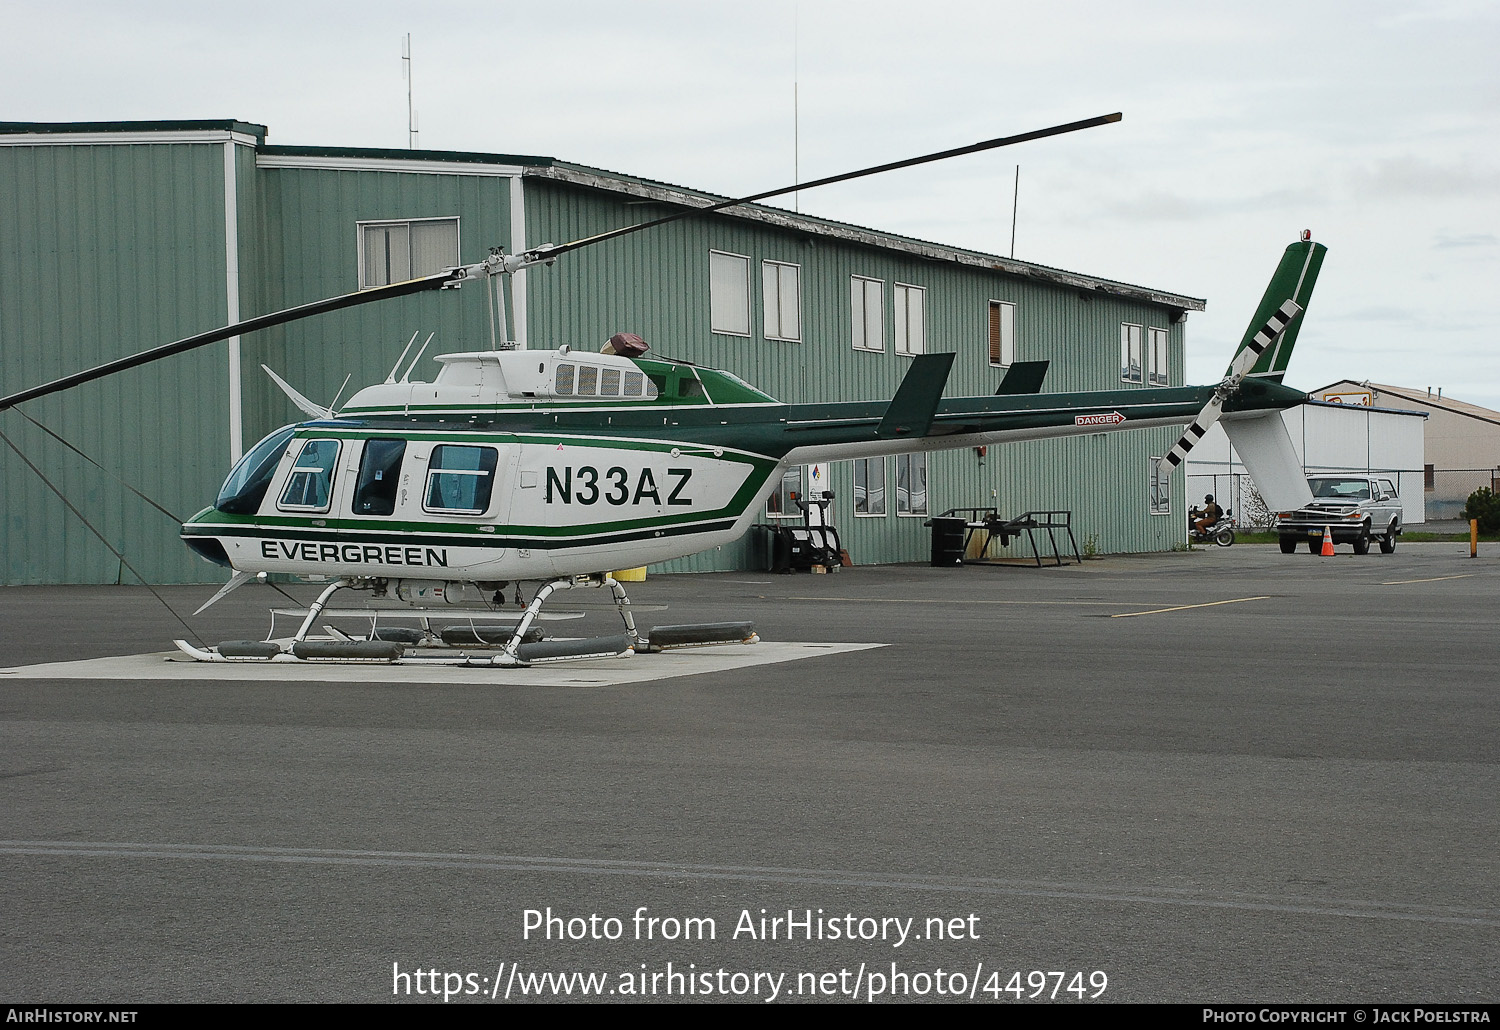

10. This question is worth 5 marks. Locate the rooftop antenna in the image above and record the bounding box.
[1010,165,1019,258]
[793,5,800,213]
[402,33,418,149]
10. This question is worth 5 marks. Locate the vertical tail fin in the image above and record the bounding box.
[1220,413,1314,511]
[1226,237,1327,383]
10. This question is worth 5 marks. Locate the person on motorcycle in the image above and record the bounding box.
[1191,494,1223,537]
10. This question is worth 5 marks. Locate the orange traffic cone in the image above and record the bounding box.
[1320,526,1335,556]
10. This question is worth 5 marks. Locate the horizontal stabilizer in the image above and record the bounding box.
[1221,413,1314,511]
[877,353,955,438]
[995,360,1050,395]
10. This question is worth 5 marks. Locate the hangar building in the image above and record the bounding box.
[1,119,1206,585]
[1313,381,1500,520]
[1186,400,1427,529]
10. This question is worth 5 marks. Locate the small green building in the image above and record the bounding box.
[0,119,1203,584]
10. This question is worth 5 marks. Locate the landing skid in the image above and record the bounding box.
[174,574,758,667]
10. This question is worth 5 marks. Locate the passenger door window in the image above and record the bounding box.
[278,439,340,512]
[424,445,499,515]
[353,439,407,516]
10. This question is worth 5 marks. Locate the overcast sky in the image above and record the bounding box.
[8,1,1500,408]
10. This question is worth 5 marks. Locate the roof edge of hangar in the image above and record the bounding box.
[0,118,1204,313]
[533,159,1207,313]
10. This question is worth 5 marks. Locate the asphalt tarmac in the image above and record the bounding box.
[2,541,1496,1004]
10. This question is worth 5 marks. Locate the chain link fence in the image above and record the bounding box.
[1427,468,1500,520]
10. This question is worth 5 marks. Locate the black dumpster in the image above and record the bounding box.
[929,516,966,566]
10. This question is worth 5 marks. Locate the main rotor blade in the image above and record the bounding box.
[0,270,454,412]
[3,114,1120,412]
[537,112,1123,260]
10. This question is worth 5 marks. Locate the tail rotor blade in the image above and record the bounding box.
[1227,299,1301,382]
[1157,396,1227,475]
[1157,299,1303,477]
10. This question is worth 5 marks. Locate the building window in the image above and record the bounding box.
[710,251,752,336]
[896,452,928,516]
[851,276,884,352]
[359,218,459,289]
[894,284,926,356]
[1424,464,1435,491]
[988,300,1015,367]
[854,457,887,516]
[1148,327,1169,386]
[1148,457,1171,515]
[1121,323,1143,383]
[766,465,803,519]
[763,261,801,341]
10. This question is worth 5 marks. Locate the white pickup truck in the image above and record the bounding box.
[1277,475,1403,554]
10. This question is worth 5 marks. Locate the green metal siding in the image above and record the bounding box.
[519,177,1186,573]
[2,131,1193,585]
[1,141,234,584]
[247,166,515,451]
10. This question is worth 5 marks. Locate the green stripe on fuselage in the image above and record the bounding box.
[182,518,741,552]
[291,378,1305,463]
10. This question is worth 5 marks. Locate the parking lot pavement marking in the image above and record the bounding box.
[4,840,1496,927]
[1381,574,1476,585]
[784,596,1137,606]
[1110,596,1271,618]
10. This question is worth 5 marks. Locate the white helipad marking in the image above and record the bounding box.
[1111,596,1271,618]
[0,641,881,687]
[1381,574,1475,585]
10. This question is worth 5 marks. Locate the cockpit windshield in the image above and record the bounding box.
[215,425,296,514]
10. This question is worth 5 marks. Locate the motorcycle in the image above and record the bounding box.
[1187,507,1237,547]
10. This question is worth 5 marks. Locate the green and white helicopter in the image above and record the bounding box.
[0,113,1323,666]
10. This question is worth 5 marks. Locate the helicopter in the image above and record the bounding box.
[0,113,1322,667]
